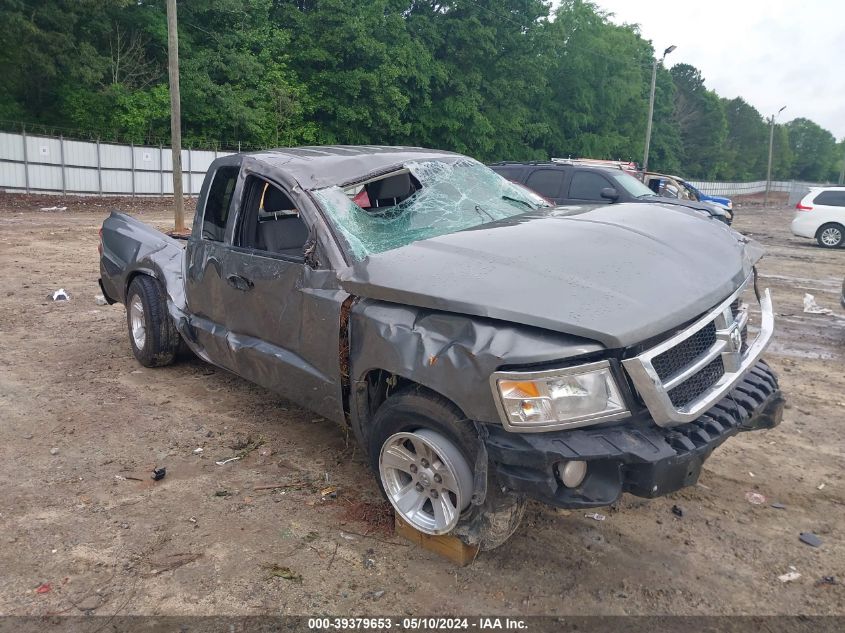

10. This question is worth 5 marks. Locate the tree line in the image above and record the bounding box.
[1,0,842,182]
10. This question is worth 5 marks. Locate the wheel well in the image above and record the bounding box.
[816,222,845,235]
[357,369,472,436]
[360,369,422,421]
[124,270,157,301]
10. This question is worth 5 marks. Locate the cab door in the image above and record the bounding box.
[214,171,345,422]
[184,158,243,371]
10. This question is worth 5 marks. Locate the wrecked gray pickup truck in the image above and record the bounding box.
[99,146,784,549]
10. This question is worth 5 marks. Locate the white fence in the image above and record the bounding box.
[688,180,794,197]
[0,130,831,203]
[0,131,234,196]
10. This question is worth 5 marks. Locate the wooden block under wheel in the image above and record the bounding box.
[394,515,479,566]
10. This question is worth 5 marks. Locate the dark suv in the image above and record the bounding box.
[490,161,731,224]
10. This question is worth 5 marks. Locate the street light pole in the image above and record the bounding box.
[765,105,787,208]
[838,139,845,185]
[166,0,185,233]
[642,44,676,175]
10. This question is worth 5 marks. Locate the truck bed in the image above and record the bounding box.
[99,211,187,313]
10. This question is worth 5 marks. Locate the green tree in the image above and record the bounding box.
[539,0,655,162]
[669,63,727,178]
[402,0,550,160]
[787,117,837,182]
[718,97,767,180]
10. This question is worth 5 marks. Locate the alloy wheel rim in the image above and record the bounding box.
[379,429,473,535]
[129,295,146,350]
[821,227,841,246]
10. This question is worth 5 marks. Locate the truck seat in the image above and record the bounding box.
[257,216,308,257]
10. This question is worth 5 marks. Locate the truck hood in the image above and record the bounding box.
[338,203,762,349]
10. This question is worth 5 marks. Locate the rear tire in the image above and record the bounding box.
[126,275,180,367]
[368,386,525,550]
[816,223,844,248]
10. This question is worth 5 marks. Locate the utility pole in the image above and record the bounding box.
[166,0,185,232]
[642,44,676,175]
[765,105,786,208]
[839,139,845,185]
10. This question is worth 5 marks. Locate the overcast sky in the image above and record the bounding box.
[588,0,845,140]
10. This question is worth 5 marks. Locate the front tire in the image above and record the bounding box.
[816,223,845,248]
[368,387,525,550]
[125,275,180,367]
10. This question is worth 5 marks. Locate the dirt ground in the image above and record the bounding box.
[0,193,843,617]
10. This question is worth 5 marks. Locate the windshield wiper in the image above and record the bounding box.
[474,204,495,221]
[501,195,537,209]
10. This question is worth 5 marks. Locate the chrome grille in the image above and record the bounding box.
[651,322,717,382]
[730,298,749,350]
[622,275,775,427]
[667,356,724,408]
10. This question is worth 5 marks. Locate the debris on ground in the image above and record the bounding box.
[799,532,823,547]
[94,294,108,306]
[192,447,203,454]
[815,576,838,587]
[151,467,166,481]
[320,485,337,500]
[778,571,801,583]
[340,532,357,541]
[215,436,266,466]
[302,531,319,542]
[40,206,67,212]
[671,505,684,518]
[585,512,606,521]
[745,491,767,505]
[362,553,375,569]
[215,456,241,466]
[214,490,232,497]
[232,436,266,458]
[803,293,833,315]
[261,564,302,583]
[253,478,312,492]
[817,483,826,490]
[49,447,59,456]
[48,289,70,301]
[364,589,386,601]
[771,502,786,510]
[35,583,51,594]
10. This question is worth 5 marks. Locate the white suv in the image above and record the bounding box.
[791,187,845,248]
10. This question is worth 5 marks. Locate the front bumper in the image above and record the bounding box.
[485,359,783,508]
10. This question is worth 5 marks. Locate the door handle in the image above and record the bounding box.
[226,274,254,291]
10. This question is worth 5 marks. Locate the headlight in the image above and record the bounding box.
[492,360,629,432]
[727,201,733,210]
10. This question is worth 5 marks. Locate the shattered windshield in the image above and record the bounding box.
[313,159,546,260]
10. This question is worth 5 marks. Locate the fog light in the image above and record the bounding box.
[556,460,587,488]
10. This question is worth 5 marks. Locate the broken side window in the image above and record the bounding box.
[313,159,547,260]
[201,166,238,242]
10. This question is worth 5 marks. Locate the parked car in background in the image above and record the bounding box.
[552,157,640,178]
[643,172,734,220]
[791,186,845,248]
[490,161,732,224]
